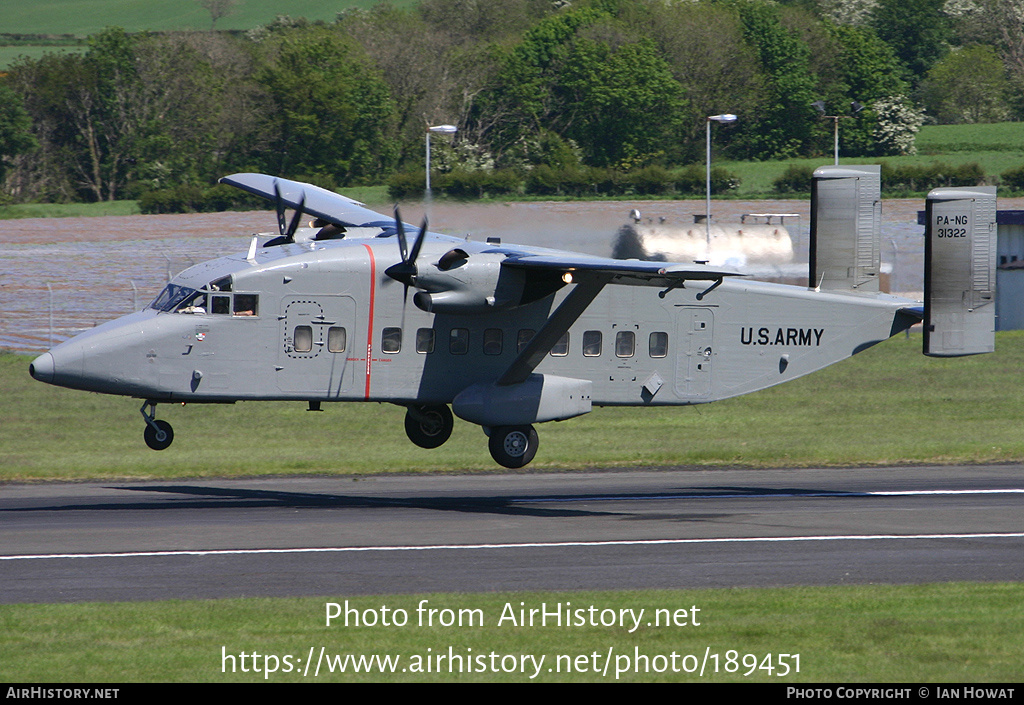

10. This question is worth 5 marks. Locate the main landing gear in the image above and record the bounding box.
[487,425,538,469]
[402,405,539,468]
[404,404,454,449]
[140,400,174,451]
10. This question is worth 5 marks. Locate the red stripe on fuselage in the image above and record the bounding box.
[362,243,376,400]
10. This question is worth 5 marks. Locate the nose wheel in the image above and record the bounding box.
[488,425,538,468]
[140,401,174,451]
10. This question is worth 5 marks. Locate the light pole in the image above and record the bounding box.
[812,101,863,165]
[426,124,457,202]
[706,113,737,259]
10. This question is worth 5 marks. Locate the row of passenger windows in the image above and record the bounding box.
[292,326,669,358]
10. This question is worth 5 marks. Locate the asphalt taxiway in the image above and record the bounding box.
[2,465,1023,603]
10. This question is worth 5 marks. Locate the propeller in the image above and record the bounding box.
[385,206,429,294]
[265,181,306,247]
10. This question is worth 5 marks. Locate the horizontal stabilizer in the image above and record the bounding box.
[924,186,996,357]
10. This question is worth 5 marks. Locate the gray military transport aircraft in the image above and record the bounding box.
[29,167,997,467]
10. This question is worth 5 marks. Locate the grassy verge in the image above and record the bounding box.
[5,330,1024,482]
[0,200,141,219]
[2,584,1021,682]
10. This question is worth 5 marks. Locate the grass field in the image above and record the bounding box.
[0,0,407,36]
[721,123,1024,196]
[3,584,1022,681]
[5,330,1024,482]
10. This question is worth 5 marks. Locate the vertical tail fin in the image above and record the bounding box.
[924,186,996,357]
[810,165,881,292]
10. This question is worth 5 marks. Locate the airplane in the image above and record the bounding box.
[29,167,997,468]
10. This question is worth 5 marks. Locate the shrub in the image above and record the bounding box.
[674,164,739,195]
[772,165,814,194]
[1001,165,1024,192]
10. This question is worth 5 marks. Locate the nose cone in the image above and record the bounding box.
[29,352,54,384]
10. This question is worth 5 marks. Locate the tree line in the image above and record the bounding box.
[0,0,1020,204]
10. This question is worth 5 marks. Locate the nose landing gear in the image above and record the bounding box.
[140,401,174,451]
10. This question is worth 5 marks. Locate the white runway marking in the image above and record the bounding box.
[514,488,1024,503]
[3,532,1023,561]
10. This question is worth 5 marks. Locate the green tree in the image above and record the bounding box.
[9,27,147,201]
[919,44,1011,123]
[477,7,685,168]
[0,85,37,186]
[871,0,952,81]
[825,23,910,156]
[633,1,764,163]
[254,26,398,184]
[733,1,820,159]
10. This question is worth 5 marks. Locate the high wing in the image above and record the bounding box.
[219,172,398,229]
[495,255,743,386]
[501,252,741,287]
[221,173,743,385]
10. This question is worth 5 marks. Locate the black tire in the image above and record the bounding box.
[144,419,174,451]
[488,425,538,468]
[404,404,454,449]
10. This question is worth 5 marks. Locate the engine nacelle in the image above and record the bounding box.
[452,374,592,426]
[412,250,531,315]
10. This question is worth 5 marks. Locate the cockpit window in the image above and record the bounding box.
[210,276,232,292]
[150,284,199,312]
[234,294,258,317]
[175,291,207,314]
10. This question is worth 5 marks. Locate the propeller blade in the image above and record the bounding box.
[284,193,306,241]
[274,181,287,236]
[393,205,408,264]
[408,217,428,267]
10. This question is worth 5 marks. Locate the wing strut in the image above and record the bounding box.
[497,272,614,387]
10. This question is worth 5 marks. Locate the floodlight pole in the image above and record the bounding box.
[426,124,457,202]
[812,101,863,165]
[706,114,737,259]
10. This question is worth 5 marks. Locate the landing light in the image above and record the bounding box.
[562,272,574,284]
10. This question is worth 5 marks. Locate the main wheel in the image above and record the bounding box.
[488,425,538,468]
[143,419,174,451]
[404,404,454,449]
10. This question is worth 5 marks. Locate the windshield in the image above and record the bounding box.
[150,284,199,312]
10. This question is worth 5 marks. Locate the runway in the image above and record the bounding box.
[2,464,1023,603]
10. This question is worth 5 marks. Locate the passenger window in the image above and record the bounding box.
[550,332,569,357]
[517,329,535,353]
[450,328,469,355]
[649,331,668,358]
[381,327,402,354]
[328,327,346,353]
[615,331,635,358]
[294,326,313,353]
[234,294,258,317]
[583,330,602,357]
[211,295,230,314]
[416,328,435,354]
[483,328,502,355]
